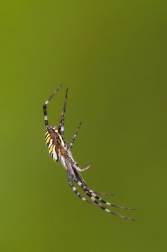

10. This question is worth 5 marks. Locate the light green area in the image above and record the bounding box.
[0,1,167,251]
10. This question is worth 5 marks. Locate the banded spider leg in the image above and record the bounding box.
[68,171,135,221]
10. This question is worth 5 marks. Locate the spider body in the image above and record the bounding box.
[45,126,65,161]
[43,84,135,221]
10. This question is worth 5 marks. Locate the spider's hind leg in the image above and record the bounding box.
[59,88,68,137]
[89,190,115,196]
[73,177,135,221]
[67,171,96,206]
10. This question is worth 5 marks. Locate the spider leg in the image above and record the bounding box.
[89,190,115,196]
[67,171,97,206]
[73,163,92,172]
[73,176,135,221]
[43,84,62,126]
[74,177,135,211]
[69,122,82,150]
[73,170,114,196]
[59,88,68,137]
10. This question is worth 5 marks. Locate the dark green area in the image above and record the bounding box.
[0,1,167,251]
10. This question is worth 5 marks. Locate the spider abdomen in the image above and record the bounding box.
[45,127,59,161]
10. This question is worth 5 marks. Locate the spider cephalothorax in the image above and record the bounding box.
[43,84,135,221]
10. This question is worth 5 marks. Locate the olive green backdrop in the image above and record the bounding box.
[0,1,167,252]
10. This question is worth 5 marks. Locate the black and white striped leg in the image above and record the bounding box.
[74,177,135,210]
[67,172,96,206]
[43,84,62,126]
[69,122,82,150]
[74,170,114,196]
[73,177,135,221]
[59,88,68,137]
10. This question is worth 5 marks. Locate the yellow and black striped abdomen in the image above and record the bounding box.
[45,129,58,161]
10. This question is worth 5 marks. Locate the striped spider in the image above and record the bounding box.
[43,84,135,221]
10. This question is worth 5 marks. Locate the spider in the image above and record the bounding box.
[43,84,135,221]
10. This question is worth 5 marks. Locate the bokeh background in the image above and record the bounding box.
[1,1,167,251]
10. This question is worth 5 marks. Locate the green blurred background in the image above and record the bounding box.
[0,1,167,251]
